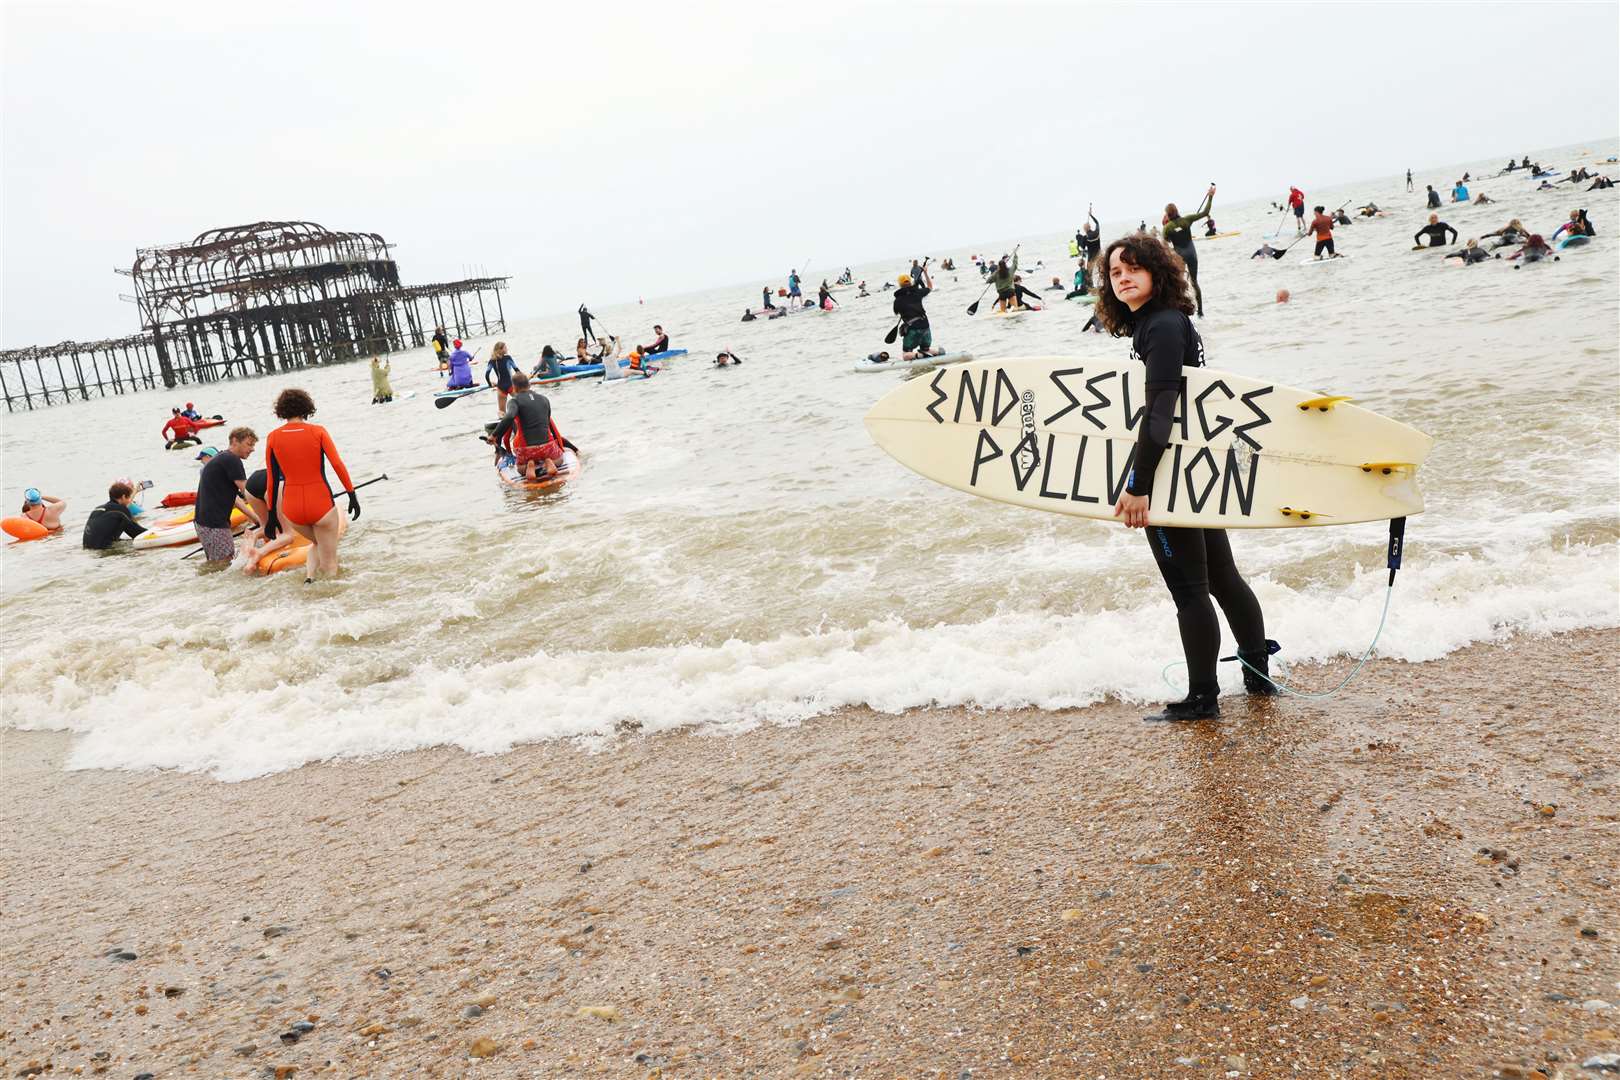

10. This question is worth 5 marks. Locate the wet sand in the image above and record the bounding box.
[3,629,1617,1079]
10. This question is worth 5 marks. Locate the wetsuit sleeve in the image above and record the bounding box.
[1413,227,1424,244]
[490,399,520,446]
[119,507,144,540]
[1444,224,1458,243]
[319,428,356,494]
[1127,317,1187,498]
[264,434,282,521]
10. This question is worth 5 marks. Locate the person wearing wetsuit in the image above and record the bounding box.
[163,409,200,449]
[1081,205,1101,262]
[82,482,145,550]
[1203,219,1219,237]
[714,350,743,367]
[490,373,562,480]
[817,283,838,311]
[446,340,474,389]
[263,388,357,582]
[639,325,670,357]
[1250,242,1288,260]
[1510,234,1554,263]
[1012,274,1043,310]
[1484,218,1527,249]
[1065,262,1092,299]
[1590,175,1615,191]
[761,286,775,312]
[1551,209,1595,241]
[577,305,596,345]
[787,271,802,302]
[1406,168,1413,191]
[1308,205,1341,259]
[533,345,563,380]
[1332,208,1352,226]
[485,341,519,415]
[1414,215,1458,248]
[1095,232,1272,722]
[432,327,450,369]
[891,269,940,361]
[1162,185,1215,317]
[1444,240,1493,265]
[1425,184,1441,209]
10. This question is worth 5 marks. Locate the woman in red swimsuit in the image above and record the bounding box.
[263,388,359,581]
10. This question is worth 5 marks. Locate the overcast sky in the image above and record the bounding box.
[3,0,1616,347]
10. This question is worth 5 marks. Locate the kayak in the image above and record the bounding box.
[2,516,51,541]
[133,508,247,550]
[852,351,974,374]
[496,448,582,494]
[1300,254,1353,265]
[194,417,225,430]
[1556,234,1591,250]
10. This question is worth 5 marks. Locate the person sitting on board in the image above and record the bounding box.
[1203,218,1220,237]
[1483,218,1527,248]
[490,373,563,481]
[761,286,776,312]
[1451,180,1470,203]
[534,346,563,380]
[1065,261,1093,299]
[1012,274,1044,310]
[638,325,670,357]
[163,408,201,449]
[1414,214,1458,248]
[990,253,1018,311]
[18,488,66,531]
[180,402,203,421]
[1424,184,1441,209]
[1093,231,1275,722]
[714,350,743,368]
[818,283,838,311]
[601,348,629,381]
[892,269,943,362]
[1551,208,1595,242]
[445,340,474,389]
[81,481,144,550]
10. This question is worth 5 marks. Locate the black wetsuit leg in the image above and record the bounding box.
[1176,245,1203,315]
[1146,526,1266,694]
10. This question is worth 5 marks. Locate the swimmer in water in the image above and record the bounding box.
[1413,214,1458,248]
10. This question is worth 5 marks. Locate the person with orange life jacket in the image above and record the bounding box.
[263,387,358,582]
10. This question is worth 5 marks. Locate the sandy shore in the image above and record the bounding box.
[3,629,1617,1079]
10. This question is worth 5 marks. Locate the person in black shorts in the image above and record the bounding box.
[1093,232,1274,722]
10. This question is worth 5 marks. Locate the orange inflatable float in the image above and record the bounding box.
[2,516,50,541]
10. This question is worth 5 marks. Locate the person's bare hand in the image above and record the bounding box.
[1114,492,1150,528]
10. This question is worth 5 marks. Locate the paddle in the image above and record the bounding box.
[179,474,390,560]
[883,319,902,345]
[434,386,488,409]
[966,247,1015,316]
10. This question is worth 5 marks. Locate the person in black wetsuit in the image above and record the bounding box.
[1406,168,1413,191]
[1424,184,1441,209]
[578,305,597,345]
[1161,184,1215,317]
[1093,232,1272,722]
[1414,214,1458,248]
[82,481,146,550]
[1080,205,1101,262]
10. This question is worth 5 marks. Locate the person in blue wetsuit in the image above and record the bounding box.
[484,341,519,414]
[787,270,802,302]
[761,286,775,311]
[1093,232,1273,722]
[1452,180,1470,202]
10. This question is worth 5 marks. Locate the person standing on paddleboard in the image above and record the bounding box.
[1096,232,1274,722]
[485,341,519,415]
[432,326,450,370]
[892,267,941,361]
[787,270,803,304]
[1080,204,1101,262]
[1162,184,1215,317]
[1287,186,1305,234]
[578,304,596,345]
[1308,205,1342,260]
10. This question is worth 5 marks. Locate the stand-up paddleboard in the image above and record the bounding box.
[434,385,483,401]
[1300,254,1353,265]
[984,305,1040,320]
[852,351,974,374]
[864,356,1433,529]
[496,448,582,495]
[1200,231,1242,241]
[1556,234,1591,250]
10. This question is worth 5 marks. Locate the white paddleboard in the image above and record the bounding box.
[1300,254,1353,265]
[852,351,974,374]
[983,305,1040,320]
[864,356,1433,529]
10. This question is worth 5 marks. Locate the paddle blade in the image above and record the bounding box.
[434,394,459,409]
[966,300,981,316]
[884,322,900,345]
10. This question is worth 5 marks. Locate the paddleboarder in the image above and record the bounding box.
[891,267,941,362]
[1162,184,1215,317]
[1094,232,1274,722]
[578,304,597,345]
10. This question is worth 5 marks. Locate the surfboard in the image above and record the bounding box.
[1299,254,1353,265]
[863,356,1433,529]
[852,351,974,374]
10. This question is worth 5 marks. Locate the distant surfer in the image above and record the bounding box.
[578,304,597,344]
[1162,184,1215,317]
[714,350,743,367]
[818,282,838,311]
[761,286,776,312]
[432,326,450,370]
[1094,233,1275,722]
[1424,184,1442,209]
[1406,168,1413,191]
[1079,205,1101,261]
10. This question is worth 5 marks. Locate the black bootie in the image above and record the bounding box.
[1144,689,1220,723]
[1225,639,1282,696]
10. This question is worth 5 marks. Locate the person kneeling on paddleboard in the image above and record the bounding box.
[1095,232,1275,722]
[446,340,474,389]
[490,373,563,481]
[892,270,942,362]
[163,408,201,449]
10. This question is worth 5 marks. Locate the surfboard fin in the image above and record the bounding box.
[1279,506,1332,522]
[1360,462,1416,475]
[1297,395,1354,412]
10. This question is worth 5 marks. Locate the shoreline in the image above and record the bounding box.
[3,628,1617,1077]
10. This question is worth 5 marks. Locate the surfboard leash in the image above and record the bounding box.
[1161,517,1407,701]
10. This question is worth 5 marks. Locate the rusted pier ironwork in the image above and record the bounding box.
[1,220,507,412]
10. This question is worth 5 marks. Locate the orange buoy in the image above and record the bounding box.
[2,516,50,541]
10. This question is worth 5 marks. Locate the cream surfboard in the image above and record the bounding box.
[863,356,1433,529]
